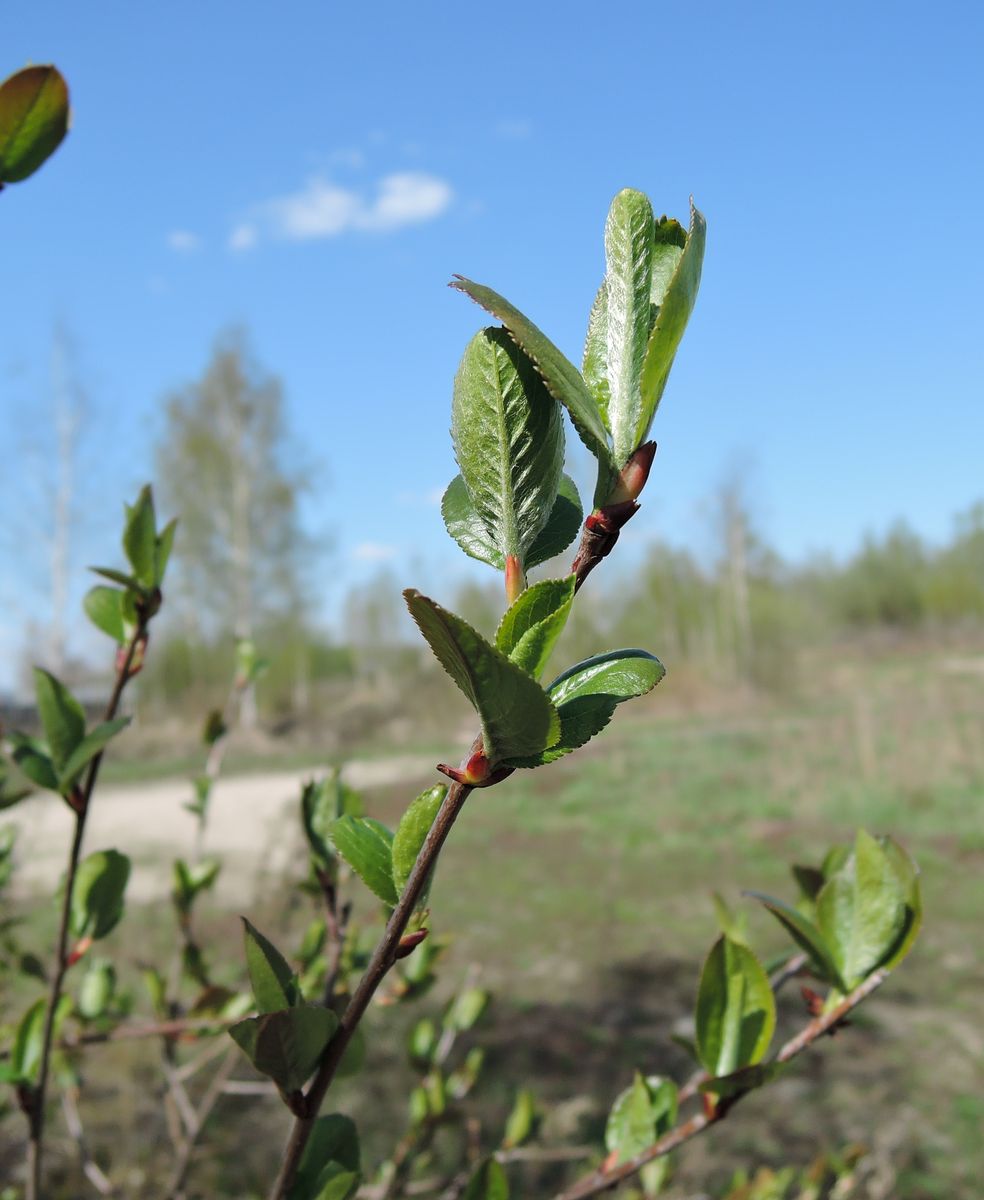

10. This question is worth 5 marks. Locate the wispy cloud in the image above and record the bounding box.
[352,542,398,563]
[167,229,202,253]
[230,171,453,250]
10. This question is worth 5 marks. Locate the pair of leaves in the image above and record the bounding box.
[302,772,365,870]
[172,857,221,915]
[605,1073,678,1164]
[452,190,705,506]
[0,65,68,186]
[448,327,568,577]
[289,1113,361,1200]
[330,785,446,908]
[405,589,664,773]
[461,1159,509,1200]
[11,670,130,797]
[70,849,130,941]
[749,831,920,993]
[695,935,776,1080]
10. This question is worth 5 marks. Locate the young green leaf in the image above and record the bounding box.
[525,474,583,568]
[229,1005,338,1094]
[878,835,922,971]
[90,566,142,591]
[8,734,59,791]
[451,327,564,570]
[155,516,178,586]
[77,958,116,1020]
[83,586,129,644]
[172,857,221,912]
[450,275,614,477]
[12,998,46,1083]
[330,816,398,907]
[445,987,489,1033]
[242,917,299,1012]
[744,891,841,986]
[392,785,446,898]
[636,200,706,450]
[605,1072,678,1164]
[34,668,85,769]
[461,1158,509,1200]
[70,849,131,940]
[0,65,69,184]
[603,189,656,467]
[502,1087,538,1149]
[404,590,560,765]
[816,829,907,990]
[495,577,575,680]
[58,717,131,789]
[123,486,158,587]
[289,1113,361,1200]
[502,649,665,768]
[695,935,776,1078]
[582,281,610,428]
[303,773,363,868]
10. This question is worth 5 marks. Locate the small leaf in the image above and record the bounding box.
[711,892,749,945]
[582,281,610,428]
[392,785,446,898]
[242,918,299,1012]
[70,850,130,940]
[122,486,158,587]
[0,65,69,184]
[605,1073,678,1164]
[229,1005,337,1094]
[696,1061,784,1100]
[525,474,583,568]
[59,718,130,789]
[441,474,503,568]
[34,668,85,770]
[816,829,907,990]
[695,935,776,1078]
[451,275,614,478]
[744,891,841,986]
[9,734,59,791]
[445,987,489,1032]
[330,816,398,906]
[495,577,575,680]
[90,566,141,590]
[77,959,116,1020]
[155,517,178,586]
[289,1113,361,1200]
[878,836,922,971]
[404,590,560,766]
[636,200,706,447]
[12,998,46,1083]
[83,587,128,644]
[502,649,665,768]
[451,327,565,569]
[303,774,363,868]
[791,864,826,905]
[503,1087,537,1149]
[461,1158,509,1200]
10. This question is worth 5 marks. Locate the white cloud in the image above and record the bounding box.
[167,229,201,253]
[247,171,452,245]
[228,222,258,253]
[352,542,398,562]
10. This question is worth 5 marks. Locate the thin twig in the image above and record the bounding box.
[162,1043,240,1200]
[26,624,146,1200]
[60,1084,115,1196]
[551,969,890,1200]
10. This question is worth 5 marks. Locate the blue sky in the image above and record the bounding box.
[2,1,982,679]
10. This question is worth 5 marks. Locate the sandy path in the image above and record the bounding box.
[7,755,437,907]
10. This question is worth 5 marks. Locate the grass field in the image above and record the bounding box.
[3,637,981,1197]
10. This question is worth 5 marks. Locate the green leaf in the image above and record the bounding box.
[603,189,656,467]
[155,517,178,586]
[302,773,363,868]
[12,998,46,1083]
[451,275,614,477]
[173,858,221,911]
[34,669,85,770]
[605,1073,678,1164]
[816,829,907,990]
[0,65,69,184]
[526,474,583,568]
[77,959,116,1020]
[503,1087,537,1149]
[229,1005,337,1094]
[90,566,142,590]
[878,836,922,971]
[392,785,446,899]
[70,849,130,940]
[695,935,776,1078]
[242,918,299,1012]
[582,281,610,428]
[636,200,706,447]
[9,734,59,791]
[83,587,128,644]
[711,892,749,945]
[445,987,489,1032]
[461,1158,509,1200]
[289,1113,361,1200]
[502,649,665,768]
[123,486,158,587]
[451,327,565,569]
[495,577,575,680]
[58,718,130,789]
[330,816,398,907]
[696,1061,784,1100]
[404,590,560,765]
[745,891,841,986]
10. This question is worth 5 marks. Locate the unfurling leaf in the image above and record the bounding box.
[0,65,69,184]
[451,327,564,572]
[70,849,130,941]
[330,816,398,907]
[123,486,158,588]
[605,1072,678,1164]
[404,590,559,767]
[392,785,446,900]
[495,576,575,680]
[229,1005,337,1094]
[503,1087,538,1148]
[302,773,364,868]
[745,891,840,986]
[695,935,775,1079]
[242,918,299,1012]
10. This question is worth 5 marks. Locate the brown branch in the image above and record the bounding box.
[162,1043,240,1200]
[551,969,890,1200]
[26,623,147,1200]
[60,1084,115,1196]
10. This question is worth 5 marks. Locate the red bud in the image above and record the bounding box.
[396,929,429,959]
[607,441,657,504]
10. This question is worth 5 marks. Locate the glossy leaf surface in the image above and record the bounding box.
[331,816,398,907]
[392,785,446,898]
[495,576,575,679]
[70,849,130,940]
[696,935,775,1078]
[0,65,68,184]
[605,1072,677,1164]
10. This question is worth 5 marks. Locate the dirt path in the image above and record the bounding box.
[8,755,437,906]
